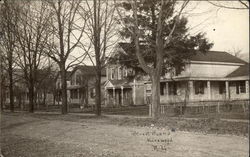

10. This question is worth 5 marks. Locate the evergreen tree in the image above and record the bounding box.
[113,0,213,118]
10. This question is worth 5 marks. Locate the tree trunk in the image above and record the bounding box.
[84,80,89,108]
[95,70,102,116]
[8,65,14,112]
[43,89,46,106]
[28,83,34,113]
[60,63,68,114]
[151,72,161,118]
[53,92,55,106]
[34,89,38,110]
[0,60,2,112]
[0,88,3,112]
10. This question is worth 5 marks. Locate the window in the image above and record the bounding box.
[70,89,78,99]
[160,82,166,95]
[90,88,95,98]
[70,77,73,85]
[76,75,81,85]
[146,84,152,94]
[71,76,75,85]
[236,81,246,94]
[111,68,115,80]
[118,67,122,80]
[195,81,205,94]
[219,82,226,94]
[169,82,177,95]
[127,68,133,76]
[123,67,127,77]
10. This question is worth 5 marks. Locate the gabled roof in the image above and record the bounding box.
[72,65,106,76]
[117,42,246,64]
[227,64,249,78]
[109,79,129,86]
[190,51,246,64]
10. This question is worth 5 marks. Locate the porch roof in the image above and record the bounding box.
[144,76,249,84]
[226,64,249,78]
[104,79,132,89]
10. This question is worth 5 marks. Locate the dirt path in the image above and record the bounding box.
[1,113,248,157]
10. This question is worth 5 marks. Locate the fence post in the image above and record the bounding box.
[180,103,183,115]
[208,102,210,115]
[149,103,152,117]
[242,101,246,113]
[217,101,220,113]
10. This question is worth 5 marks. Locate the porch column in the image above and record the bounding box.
[78,89,80,103]
[121,86,124,106]
[144,85,146,104]
[113,87,115,106]
[246,81,249,93]
[133,79,136,105]
[188,81,194,100]
[165,82,169,101]
[207,81,211,100]
[225,81,229,99]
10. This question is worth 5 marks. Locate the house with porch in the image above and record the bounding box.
[67,65,106,108]
[104,43,147,107]
[145,51,249,105]
[104,65,145,107]
[107,42,249,108]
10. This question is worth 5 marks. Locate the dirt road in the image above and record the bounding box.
[1,113,248,157]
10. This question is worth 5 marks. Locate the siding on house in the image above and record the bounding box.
[108,43,249,107]
[104,64,145,106]
[67,66,107,107]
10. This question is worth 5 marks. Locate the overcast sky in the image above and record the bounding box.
[70,1,249,66]
[185,1,249,57]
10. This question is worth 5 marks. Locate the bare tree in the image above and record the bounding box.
[0,0,20,112]
[0,32,4,112]
[207,1,249,10]
[78,0,117,116]
[45,0,87,114]
[15,1,53,113]
[228,47,242,57]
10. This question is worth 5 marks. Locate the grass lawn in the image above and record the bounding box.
[1,112,249,157]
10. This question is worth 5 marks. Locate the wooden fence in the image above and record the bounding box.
[159,99,250,115]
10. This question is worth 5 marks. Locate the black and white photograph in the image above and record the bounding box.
[0,0,249,156]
